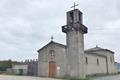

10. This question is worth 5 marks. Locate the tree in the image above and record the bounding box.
[0,60,19,71]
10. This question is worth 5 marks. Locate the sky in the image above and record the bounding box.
[0,0,120,62]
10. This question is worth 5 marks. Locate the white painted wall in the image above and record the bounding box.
[85,53,107,75]
[93,51,117,74]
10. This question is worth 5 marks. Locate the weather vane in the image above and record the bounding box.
[71,2,79,10]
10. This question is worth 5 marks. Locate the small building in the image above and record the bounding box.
[12,59,38,76]
[12,64,28,75]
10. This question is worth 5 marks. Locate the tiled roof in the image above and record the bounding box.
[85,46,114,54]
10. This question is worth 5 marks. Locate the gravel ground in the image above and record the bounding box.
[0,74,120,80]
[0,75,61,80]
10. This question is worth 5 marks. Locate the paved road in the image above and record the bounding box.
[93,74,120,80]
[0,75,61,80]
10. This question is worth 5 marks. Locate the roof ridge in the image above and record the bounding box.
[85,46,114,54]
[85,46,103,51]
[52,41,66,47]
[37,41,66,52]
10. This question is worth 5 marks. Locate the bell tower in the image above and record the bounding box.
[62,5,88,78]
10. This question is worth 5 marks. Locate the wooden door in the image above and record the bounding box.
[49,61,56,78]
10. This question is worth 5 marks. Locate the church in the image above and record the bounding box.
[37,7,117,78]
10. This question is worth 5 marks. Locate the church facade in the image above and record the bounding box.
[37,9,117,78]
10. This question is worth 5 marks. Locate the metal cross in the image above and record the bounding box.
[96,45,98,48]
[71,2,79,10]
[51,36,54,41]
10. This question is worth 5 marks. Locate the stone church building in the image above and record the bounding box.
[37,8,117,78]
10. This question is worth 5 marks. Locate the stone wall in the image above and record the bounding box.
[38,42,66,77]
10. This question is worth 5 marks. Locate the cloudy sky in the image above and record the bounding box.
[0,0,120,62]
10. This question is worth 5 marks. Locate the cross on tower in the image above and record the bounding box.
[71,2,79,10]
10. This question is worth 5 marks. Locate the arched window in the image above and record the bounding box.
[49,50,55,56]
[70,12,74,23]
[85,57,88,64]
[97,59,99,66]
[49,50,55,61]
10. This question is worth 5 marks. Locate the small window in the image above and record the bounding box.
[79,12,82,22]
[70,12,74,23]
[85,57,88,64]
[97,59,99,66]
